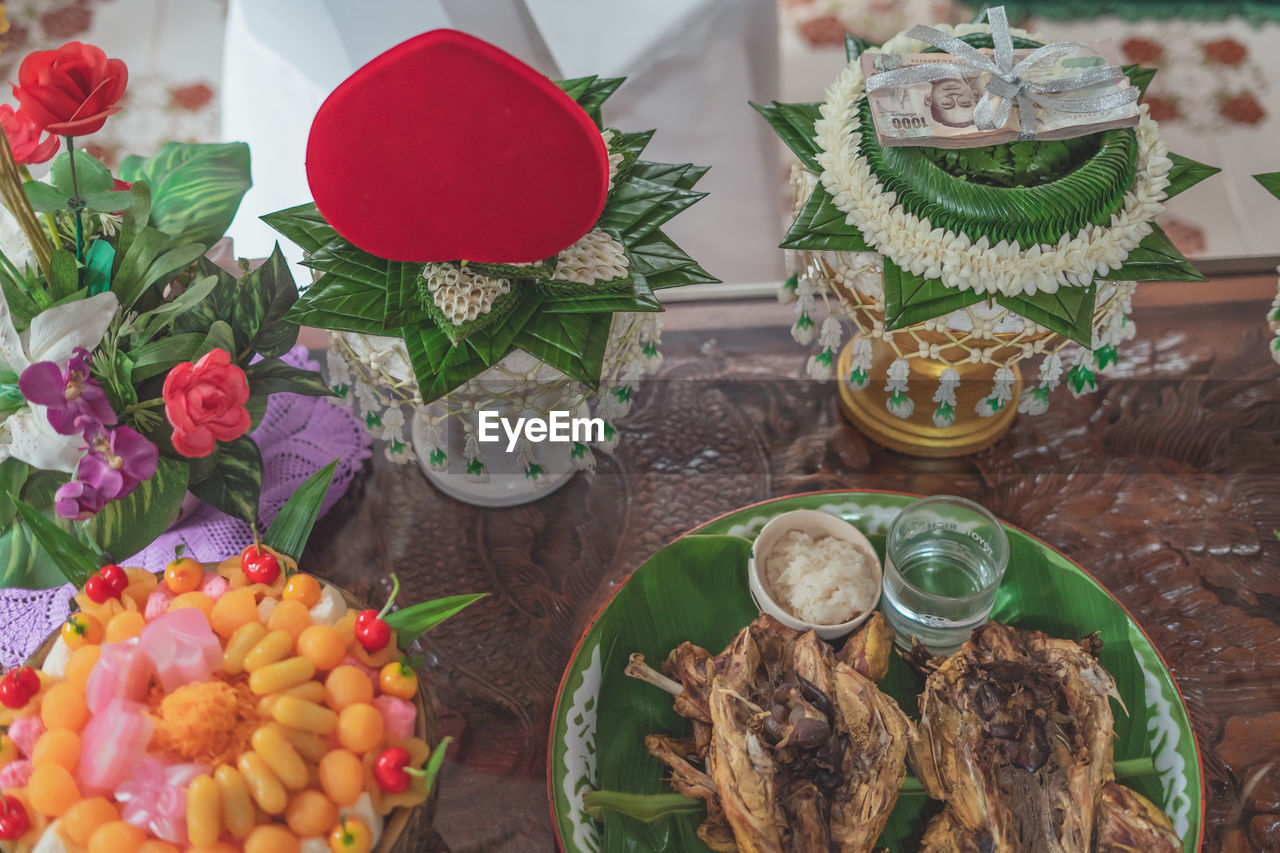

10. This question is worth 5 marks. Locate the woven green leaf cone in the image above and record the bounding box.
[269,76,717,404]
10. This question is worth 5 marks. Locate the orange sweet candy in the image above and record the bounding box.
[324,666,373,711]
[336,702,384,754]
[169,591,215,618]
[28,762,80,817]
[122,566,159,611]
[209,586,260,640]
[105,610,147,642]
[318,749,364,806]
[31,729,80,772]
[41,682,89,732]
[268,599,313,640]
[64,644,102,694]
[137,842,181,853]
[244,824,300,853]
[282,573,323,609]
[285,789,339,837]
[88,820,146,853]
[60,796,119,845]
[297,625,347,671]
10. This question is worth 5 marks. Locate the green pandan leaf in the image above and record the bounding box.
[627,230,718,290]
[403,326,493,404]
[284,275,387,334]
[997,284,1097,347]
[1165,154,1220,200]
[598,176,678,237]
[1255,172,1280,201]
[261,203,340,255]
[882,261,986,330]
[845,34,877,63]
[629,162,709,192]
[751,101,824,173]
[262,459,336,560]
[9,496,98,587]
[302,239,391,290]
[513,312,612,388]
[385,593,486,649]
[1104,225,1205,282]
[382,261,430,330]
[188,435,263,525]
[781,183,873,252]
[119,141,252,247]
[87,457,189,561]
[556,75,623,125]
[582,791,703,823]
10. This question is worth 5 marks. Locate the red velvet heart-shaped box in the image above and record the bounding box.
[306,29,609,264]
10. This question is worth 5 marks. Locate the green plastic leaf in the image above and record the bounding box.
[237,244,301,357]
[385,593,486,649]
[197,319,237,359]
[87,457,189,561]
[111,226,206,312]
[119,141,252,247]
[780,183,873,252]
[48,249,79,301]
[22,180,70,213]
[997,284,1098,347]
[420,735,452,795]
[882,260,986,330]
[50,150,114,197]
[9,495,97,587]
[131,274,219,342]
[262,459,336,560]
[244,358,331,397]
[187,435,263,525]
[751,101,824,172]
[261,203,340,256]
[1165,154,1220,200]
[1104,225,1206,283]
[1255,172,1280,201]
[80,190,137,212]
[84,240,115,295]
[0,460,30,529]
[128,332,205,382]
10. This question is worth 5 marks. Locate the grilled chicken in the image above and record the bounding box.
[909,623,1150,853]
[633,614,908,852]
[1094,782,1182,853]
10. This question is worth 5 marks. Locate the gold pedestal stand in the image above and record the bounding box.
[835,338,1022,458]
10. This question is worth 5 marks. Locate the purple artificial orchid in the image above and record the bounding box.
[53,425,159,520]
[18,347,117,436]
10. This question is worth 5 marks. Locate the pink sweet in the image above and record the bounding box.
[372,694,417,740]
[79,699,155,793]
[145,585,176,621]
[140,608,222,692]
[340,655,379,680]
[85,640,152,713]
[7,715,45,757]
[116,756,207,843]
[198,572,228,601]
[0,759,32,788]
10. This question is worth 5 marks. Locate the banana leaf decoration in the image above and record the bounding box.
[267,76,716,404]
[755,32,1220,346]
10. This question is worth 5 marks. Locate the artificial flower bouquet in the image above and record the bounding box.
[0,463,483,853]
[0,41,328,589]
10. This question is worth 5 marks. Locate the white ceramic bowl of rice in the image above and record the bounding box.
[747,509,883,640]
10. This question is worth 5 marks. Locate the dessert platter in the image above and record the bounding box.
[549,492,1201,852]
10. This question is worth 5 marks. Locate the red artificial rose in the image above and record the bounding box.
[1203,37,1247,67]
[0,104,59,165]
[12,41,127,136]
[162,348,252,458]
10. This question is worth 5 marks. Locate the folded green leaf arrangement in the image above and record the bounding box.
[267,49,716,406]
[0,41,328,588]
[756,20,1219,365]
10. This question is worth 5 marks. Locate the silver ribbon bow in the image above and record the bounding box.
[864,5,1139,140]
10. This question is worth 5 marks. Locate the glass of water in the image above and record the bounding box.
[881,495,1009,656]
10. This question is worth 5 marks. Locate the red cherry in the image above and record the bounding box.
[83,575,112,604]
[0,678,23,710]
[99,564,128,595]
[373,746,413,793]
[0,668,37,710]
[354,609,391,653]
[240,545,281,585]
[0,793,30,841]
[13,668,38,698]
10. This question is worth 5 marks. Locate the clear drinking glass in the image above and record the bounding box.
[881,495,1010,655]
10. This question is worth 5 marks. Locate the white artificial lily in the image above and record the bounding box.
[0,290,121,472]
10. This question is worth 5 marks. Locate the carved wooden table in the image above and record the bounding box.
[306,282,1280,852]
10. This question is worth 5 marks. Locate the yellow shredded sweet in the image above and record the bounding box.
[147,677,258,766]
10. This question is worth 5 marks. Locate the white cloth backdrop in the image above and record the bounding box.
[221,0,785,287]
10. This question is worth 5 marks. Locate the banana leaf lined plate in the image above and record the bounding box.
[548,491,1203,853]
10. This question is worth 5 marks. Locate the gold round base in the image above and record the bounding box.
[835,339,1021,458]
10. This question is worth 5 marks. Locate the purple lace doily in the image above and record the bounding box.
[0,345,371,667]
